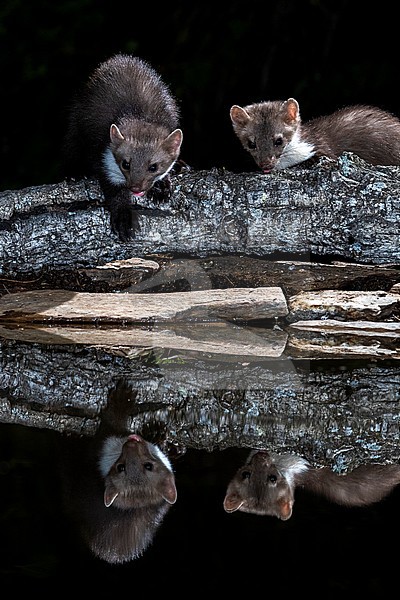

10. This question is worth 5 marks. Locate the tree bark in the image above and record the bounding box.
[1,338,399,471]
[1,153,400,278]
[2,155,400,470]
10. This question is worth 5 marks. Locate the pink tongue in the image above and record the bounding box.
[133,191,145,197]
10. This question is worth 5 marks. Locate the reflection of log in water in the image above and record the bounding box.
[1,338,400,471]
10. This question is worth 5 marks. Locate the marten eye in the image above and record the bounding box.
[144,462,154,471]
[148,163,158,173]
[121,159,130,171]
[274,136,283,147]
[247,139,256,150]
[116,463,126,473]
[241,470,251,480]
[268,474,277,483]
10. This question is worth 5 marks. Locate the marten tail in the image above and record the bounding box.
[300,463,400,507]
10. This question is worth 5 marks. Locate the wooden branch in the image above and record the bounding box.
[1,154,400,278]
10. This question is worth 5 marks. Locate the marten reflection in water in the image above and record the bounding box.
[223,449,400,520]
[62,435,400,564]
[61,433,177,564]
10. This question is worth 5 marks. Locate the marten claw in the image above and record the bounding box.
[148,177,172,203]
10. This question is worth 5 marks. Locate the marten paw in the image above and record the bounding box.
[109,202,140,242]
[148,177,172,203]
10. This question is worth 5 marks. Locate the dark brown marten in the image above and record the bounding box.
[64,53,183,241]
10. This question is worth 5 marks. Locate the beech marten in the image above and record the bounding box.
[64,53,183,241]
[223,449,400,520]
[230,98,400,172]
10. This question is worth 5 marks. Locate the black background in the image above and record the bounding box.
[1,422,400,596]
[1,2,400,596]
[1,0,399,190]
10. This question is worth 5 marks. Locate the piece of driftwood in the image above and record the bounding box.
[1,153,400,278]
[287,289,400,321]
[1,338,400,470]
[0,287,287,323]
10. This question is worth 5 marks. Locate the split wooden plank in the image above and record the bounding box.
[0,287,288,324]
[287,289,400,321]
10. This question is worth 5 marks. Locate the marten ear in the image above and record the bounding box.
[110,123,125,141]
[160,473,178,504]
[223,492,245,512]
[282,98,300,125]
[277,497,293,520]
[162,129,183,156]
[230,105,251,127]
[104,484,119,507]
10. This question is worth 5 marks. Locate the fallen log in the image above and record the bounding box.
[1,153,400,279]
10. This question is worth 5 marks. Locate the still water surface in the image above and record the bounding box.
[1,329,400,595]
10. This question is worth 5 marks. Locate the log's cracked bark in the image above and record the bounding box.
[1,153,400,277]
[1,338,400,472]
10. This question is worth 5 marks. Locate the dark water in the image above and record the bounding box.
[1,358,400,597]
[0,321,398,595]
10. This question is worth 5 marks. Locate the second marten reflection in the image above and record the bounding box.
[223,450,400,520]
